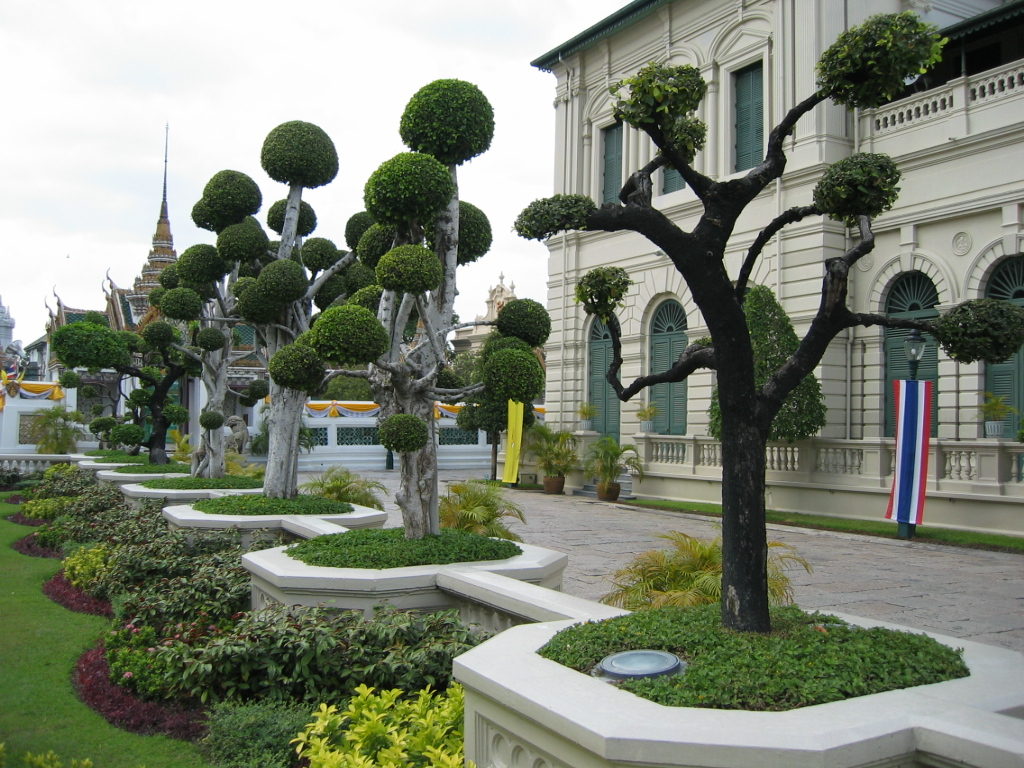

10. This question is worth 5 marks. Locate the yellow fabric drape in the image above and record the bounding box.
[502,400,524,484]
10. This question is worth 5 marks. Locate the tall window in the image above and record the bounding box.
[734,62,763,172]
[588,319,620,440]
[884,272,939,437]
[984,255,1024,437]
[662,166,685,194]
[648,301,688,434]
[601,121,623,204]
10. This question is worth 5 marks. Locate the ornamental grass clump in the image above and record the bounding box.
[301,467,386,510]
[539,604,969,711]
[192,495,353,516]
[287,527,521,569]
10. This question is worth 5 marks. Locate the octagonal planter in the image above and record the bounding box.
[242,539,568,617]
[95,468,190,484]
[120,483,264,508]
[454,614,1024,768]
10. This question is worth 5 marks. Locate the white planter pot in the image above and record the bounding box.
[639,421,655,433]
[984,420,1004,438]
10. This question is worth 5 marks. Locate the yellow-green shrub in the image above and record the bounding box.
[20,498,72,520]
[292,684,472,768]
[62,545,111,591]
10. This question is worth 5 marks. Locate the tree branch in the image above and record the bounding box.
[428,382,485,402]
[308,251,356,299]
[619,156,667,207]
[736,205,820,301]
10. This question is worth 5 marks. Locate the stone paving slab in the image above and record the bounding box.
[300,469,1024,653]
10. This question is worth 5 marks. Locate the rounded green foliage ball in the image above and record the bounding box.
[89,416,117,436]
[256,259,308,304]
[142,321,178,349]
[268,343,326,394]
[148,286,166,308]
[260,121,338,189]
[237,285,282,324]
[110,423,145,447]
[52,323,131,370]
[356,223,397,269]
[178,244,228,285]
[376,244,443,294]
[341,262,376,297]
[127,388,152,407]
[813,153,901,226]
[306,304,389,366]
[935,299,1024,364]
[267,199,317,237]
[575,267,631,321]
[245,378,270,400]
[195,327,227,351]
[200,410,225,430]
[364,152,455,227]
[314,274,347,310]
[346,284,383,314]
[515,194,596,241]
[158,263,180,290]
[400,79,494,165]
[483,348,544,404]
[300,237,340,273]
[378,413,430,453]
[200,170,263,232]
[164,404,189,425]
[217,221,270,264]
[481,332,532,361]
[231,276,257,300]
[158,288,204,321]
[58,370,82,388]
[344,211,375,251]
[817,12,945,109]
[496,299,551,347]
[426,200,492,265]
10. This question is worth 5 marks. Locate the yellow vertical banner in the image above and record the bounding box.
[502,399,525,484]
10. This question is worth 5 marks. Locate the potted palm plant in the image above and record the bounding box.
[979,392,1017,438]
[527,424,578,495]
[636,402,658,433]
[577,402,596,431]
[583,435,645,502]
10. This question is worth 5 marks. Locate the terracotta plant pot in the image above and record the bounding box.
[543,476,566,495]
[596,482,621,502]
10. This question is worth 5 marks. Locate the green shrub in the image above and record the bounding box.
[111,462,190,474]
[364,152,455,227]
[62,544,111,591]
[198,170,263,233]
[159,287,204,321]
[192,495,352,516]
[425,200,492,265]
[812,153,901,225]
[495,298,551,348]
[109,423,145,448]
[344,211,375,251]
[378,413,430,453]
[93,454,147,464]
[935,298,1024,364]
[268,343,326,394]
[20,497,72,520]
[140,476,263,490]
[539,605,969,711]
[293,684,467,768]
[202,699,312,768]
[514,193,596,241]
[399,78,494,165]
[375,244,443,294]
[355,222,397,269]
[266,199,317,237]
[127,604,481,704]
[31,463,95,499]
[306,304,389,366]
[9,749,96,768]
[286,527,521,569]
[261,120,338,189]
[199,410,226,431]
[217,220,270,264]
[301,467,385,510]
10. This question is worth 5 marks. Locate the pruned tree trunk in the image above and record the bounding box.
[197,347,228,478]
[263,381,304,498]
[395,396,440,538]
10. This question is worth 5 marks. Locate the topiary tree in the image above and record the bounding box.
[515,13,1023,633]
[51,320,193,464]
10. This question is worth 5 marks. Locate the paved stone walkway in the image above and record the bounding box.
[309,470,1024,653]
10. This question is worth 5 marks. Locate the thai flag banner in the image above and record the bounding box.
[885,379,933,526]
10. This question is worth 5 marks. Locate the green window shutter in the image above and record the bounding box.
[662,166,685,194]
[734,63,763,172]
[589,320,620,440]
[649,301,687,435]
[884,272,939,437]
[984,255,1024,437]
[602,122,623,204]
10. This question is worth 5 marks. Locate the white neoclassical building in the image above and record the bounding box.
[529,0,1024,533]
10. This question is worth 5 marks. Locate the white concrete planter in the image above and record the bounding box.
[242,540,568,617]
[120,483,264,507]
[454,614,1024,768]
[95,469,190,484]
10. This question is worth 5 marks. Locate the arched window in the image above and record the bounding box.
[648,301,688,434]
[588,319,620,440]
[884,272,939,437]
[984,255,1024,438]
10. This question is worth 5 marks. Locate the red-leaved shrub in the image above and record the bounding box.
[44,571,113,617]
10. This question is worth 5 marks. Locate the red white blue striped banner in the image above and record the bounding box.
[886,379,933,526]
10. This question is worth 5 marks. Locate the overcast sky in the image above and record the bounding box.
[0,0,626,347]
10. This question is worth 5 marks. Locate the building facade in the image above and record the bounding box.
[532,0,1024,532]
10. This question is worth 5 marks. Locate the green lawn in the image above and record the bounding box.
[625,498,1024,554]
[0,496,210,768]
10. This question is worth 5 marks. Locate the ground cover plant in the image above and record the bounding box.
[539,604,969,711]
[191,495,353,516]
[200,700,312,768]
[0,494,210,767]
[286,527,521,568]
[140,476,263,490]
[94,455,149,464]
[111,462,191,474]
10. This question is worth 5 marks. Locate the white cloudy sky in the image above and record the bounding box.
[0,0,626,346]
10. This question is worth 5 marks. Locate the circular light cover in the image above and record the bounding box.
[596,650,685,681]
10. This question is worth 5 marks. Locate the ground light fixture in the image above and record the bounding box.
[594,650,686,682]
[899,327,927,540]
